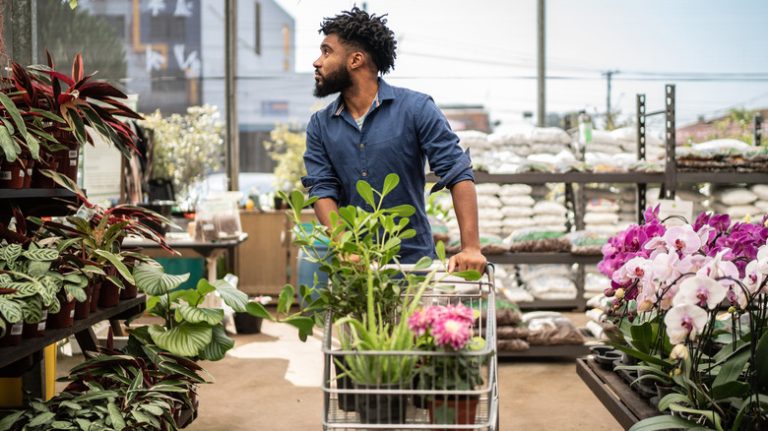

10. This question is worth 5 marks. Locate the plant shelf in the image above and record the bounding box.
[498,344,589,359]
[0,295,146,369]
[576,357,659,430]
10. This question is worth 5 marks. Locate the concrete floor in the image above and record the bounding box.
[56,314,622,431]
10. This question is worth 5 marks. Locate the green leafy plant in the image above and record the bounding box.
[128,262,237,361]
[263,124,307,192]
[0,348,206,431]
[139,105,224,208]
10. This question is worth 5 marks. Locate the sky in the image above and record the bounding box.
[274,0,768,129]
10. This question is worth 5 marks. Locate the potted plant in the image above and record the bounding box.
[29,170,172,310]
[409,302,486,426]
[0,347,207,430]
[1,53,143,187]
[598,208,768,430]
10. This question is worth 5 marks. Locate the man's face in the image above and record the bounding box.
[313,34,353,97]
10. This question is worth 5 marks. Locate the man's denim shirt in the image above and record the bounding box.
[301,79,474,263]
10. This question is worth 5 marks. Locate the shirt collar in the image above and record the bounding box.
[331,78,395,117]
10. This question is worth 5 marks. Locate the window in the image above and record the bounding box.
[254,2,261,55]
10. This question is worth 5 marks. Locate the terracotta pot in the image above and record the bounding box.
[90,281,102,313]
[0,158,28,189]
[54,147,79,182]
[428,397,479,428]
[47,299,76,329]
[0,319,24,347]
[31,154,58,188]
[75,284,95,320]
[22,159,34,188]
[98,280,121,308]
[22,311,47,338]
[120,283,138,300]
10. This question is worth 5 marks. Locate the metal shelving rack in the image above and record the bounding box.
[0,188,147,402]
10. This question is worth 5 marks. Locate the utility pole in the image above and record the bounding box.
[602,70,619,129]
[536,0,546,127]
[225,0,239,192]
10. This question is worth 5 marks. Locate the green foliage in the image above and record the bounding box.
[139,106,224,207]
[0,349,205,431]
[263,124,307,191]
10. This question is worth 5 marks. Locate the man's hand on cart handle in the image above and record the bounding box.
[447,248,487,273]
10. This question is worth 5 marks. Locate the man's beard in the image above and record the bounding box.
[314,66,352,97]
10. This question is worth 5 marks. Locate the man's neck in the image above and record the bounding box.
[342,77,379,119]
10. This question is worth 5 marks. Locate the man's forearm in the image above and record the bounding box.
[450,180,481,251]
[313,197,339,232]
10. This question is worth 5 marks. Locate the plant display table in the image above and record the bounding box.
[576,357,658,430]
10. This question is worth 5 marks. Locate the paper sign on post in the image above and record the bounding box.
[658,199,694,225]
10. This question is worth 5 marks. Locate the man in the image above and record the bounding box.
[302,7,485,273]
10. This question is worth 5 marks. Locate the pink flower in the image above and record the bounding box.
[442,303,475,324]
[432,315,472,350]
[636,279,659,312]
[408,307,433,336]
[663,225,702,256]
[664,304,708,345]
[672,275,727,310]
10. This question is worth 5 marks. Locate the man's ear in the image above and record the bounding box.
[348,51,366,70]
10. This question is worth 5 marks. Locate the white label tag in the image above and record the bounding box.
[68,150,78,158]
[659,199,694,225]
[37,321,46,331]
[10,323,23,336]
[69,309,76,318]
[0,171,10,180]
[18,169,24,178]
[70,160,77,166]
[26,168,32,175]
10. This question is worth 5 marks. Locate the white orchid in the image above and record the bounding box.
[663,225,703,256]
[672,275,727,310]
[613,256,651,284]
[664,304,709,345]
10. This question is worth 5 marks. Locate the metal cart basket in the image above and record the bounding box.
[322,265,499,430]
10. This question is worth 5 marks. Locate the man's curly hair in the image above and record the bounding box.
[319,7,397,74]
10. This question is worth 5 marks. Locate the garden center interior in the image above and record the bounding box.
[1,1,767,430]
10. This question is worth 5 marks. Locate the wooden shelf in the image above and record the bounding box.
[576,357,660,430]
[499,344,589,359]
[516,299,586,311]
[487,253,601,265]
[0,295,146,369]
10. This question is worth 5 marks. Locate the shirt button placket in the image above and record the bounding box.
[360,138,368,178]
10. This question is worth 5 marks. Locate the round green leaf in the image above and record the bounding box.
[134,263,190,296]
[198,325,235,361]
[355,180,375,208]
[148,322,212,358]
[177,304,224,325]
[213,280,248,312]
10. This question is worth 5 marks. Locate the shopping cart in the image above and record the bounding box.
[321,264,499,430]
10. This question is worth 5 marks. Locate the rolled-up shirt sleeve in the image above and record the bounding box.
[416,96,475,194]
[301,113,341,201]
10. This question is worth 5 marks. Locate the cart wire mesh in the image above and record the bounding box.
[322,265,499,430]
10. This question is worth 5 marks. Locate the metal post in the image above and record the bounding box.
[664,84,676,199]
[224,0,239,192]
[636,94,647,223]
[755,113,763,146]
[10,0,37,66]
[603,70,619,129]
[536,0,545,127]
